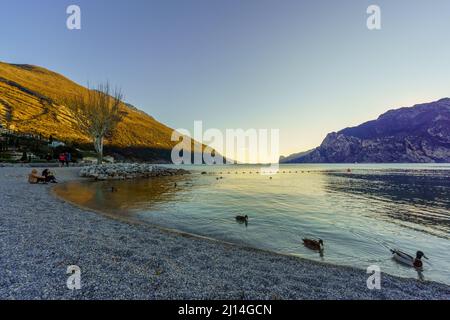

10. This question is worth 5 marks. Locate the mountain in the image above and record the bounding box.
[0,62,202,162]
[279,149,314,163]
[282,98,450,163]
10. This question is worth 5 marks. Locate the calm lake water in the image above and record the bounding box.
[54,164,450,285]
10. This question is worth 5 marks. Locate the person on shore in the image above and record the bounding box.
[65,152,72,167]
[58,153,66,167]
[42,169,57,183]
[20,151,28,162]
[46,153,52,162]
[28,169,46,184]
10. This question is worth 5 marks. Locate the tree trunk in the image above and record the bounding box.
[94,135,104,164]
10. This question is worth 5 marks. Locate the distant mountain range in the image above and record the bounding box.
[281,98,450,163]
[3,62,449,164]
[0,62,205,162]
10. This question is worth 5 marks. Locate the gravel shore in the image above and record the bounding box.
[0,167,449,300]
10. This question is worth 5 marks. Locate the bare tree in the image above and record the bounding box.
[64,82,124,164]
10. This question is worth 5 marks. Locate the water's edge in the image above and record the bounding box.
[51,179,450,287]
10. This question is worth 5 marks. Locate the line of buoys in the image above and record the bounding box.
[202,169,352,176]
[208,171,309,175]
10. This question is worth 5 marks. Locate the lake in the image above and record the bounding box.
[54,164,450,285]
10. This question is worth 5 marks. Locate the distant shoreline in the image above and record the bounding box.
[1,161,450,168]
[1,166,449,299]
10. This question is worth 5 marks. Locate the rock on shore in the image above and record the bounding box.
[79,164,190,180]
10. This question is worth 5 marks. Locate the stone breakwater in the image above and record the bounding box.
[79,164,190,180]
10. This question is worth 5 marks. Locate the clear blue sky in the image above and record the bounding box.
[1,0,450,156]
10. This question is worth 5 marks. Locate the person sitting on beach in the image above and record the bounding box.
[42,169,57,183]
[28,169,46,184]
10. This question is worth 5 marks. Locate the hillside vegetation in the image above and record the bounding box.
[0,62,190,162]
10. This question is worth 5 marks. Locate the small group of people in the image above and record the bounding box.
[28,169,58,184]
[58,152,72,167]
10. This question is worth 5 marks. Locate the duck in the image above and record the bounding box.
[302,238,324,251]
[391,249,428,268]
[235,215,248,223]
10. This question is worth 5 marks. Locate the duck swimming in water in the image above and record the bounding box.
[302,238,324,251]
[235,215,248,223]
[391,249,428,268]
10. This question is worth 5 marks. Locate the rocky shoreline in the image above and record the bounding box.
[79,164,190,180]
[1,166,449,300]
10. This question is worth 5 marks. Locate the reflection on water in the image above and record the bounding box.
[324,171,450,239]
[54,164,450,285]
[54,175,194,221]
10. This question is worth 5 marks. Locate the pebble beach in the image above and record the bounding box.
[0,166,449,300]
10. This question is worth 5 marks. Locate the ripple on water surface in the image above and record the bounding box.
[54,164,450,285]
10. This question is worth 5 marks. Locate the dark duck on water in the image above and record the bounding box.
[235,215,248,223]
[302,238,324,251]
